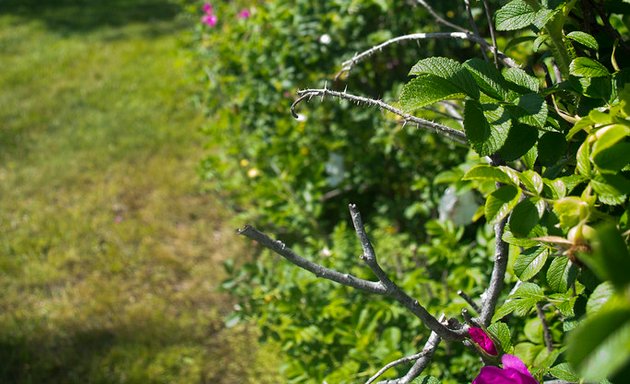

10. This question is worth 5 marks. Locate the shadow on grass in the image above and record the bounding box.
[0,0,183,37]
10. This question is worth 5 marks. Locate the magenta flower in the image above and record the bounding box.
[202,3,213,14]
[473,354,538,384]
[238,9,251,19]
[468,327,498,356]
[201,14,217,27]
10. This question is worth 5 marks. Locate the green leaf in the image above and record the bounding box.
[485,185,521,223]
[538,132,567,166]
[591,124,630,171]
[409,57,479,99]
[519,170,544,195]
[567,31,599,50]
[547,256,577,292]
[512,93,548,128]
[503,67,540,93]
[522,145,538,170]
[514,247,549,281]
[576,141,593,177]
[509,199,541,237]
[543,178,567,199]
[549,362,581,381]
[533,34,549,52]
[464,101,511,156]
[587,282,615,314]
[524,317,543,344]
[495,0,555,31]
[400,74,467,111]
[464,59,512,101]
[588,223,630,289]
[498,123,539,162]
[553,196,589,230]
[590,174,629,205]
[570,57,610,78]
[488,322,512,352]
[493,282,545,321]
[411,376,441,384]
[567,304,630,381]
[570,76,612,99]
[463,165,517,185]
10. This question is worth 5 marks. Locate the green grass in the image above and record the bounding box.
[0,1,280,383]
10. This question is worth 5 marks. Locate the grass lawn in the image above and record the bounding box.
[0,1,279,382]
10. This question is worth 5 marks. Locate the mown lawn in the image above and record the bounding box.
[0,1,279,383]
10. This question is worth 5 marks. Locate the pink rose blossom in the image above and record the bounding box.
[201,14,217,27]
[468,327,498,356]
[473,354,538,384]
[238,9,251,19]
[202,3,213,14]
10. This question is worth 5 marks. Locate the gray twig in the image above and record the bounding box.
[482,0,500,68]
[416,0,469,33]
[238,225,386,294]
[348,204,464,341]
[536,303,554,352]
[458,290,481,314]
[239,208,465,341]
[463,0,489,62]
[290,88,467,144]
[338,32,516,76]
[480,215,509,326]
[375,330,442,384]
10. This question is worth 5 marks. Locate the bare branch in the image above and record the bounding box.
[238,225,386,295]
[239,209,466,341]
[480,215,509,326]
[482,0,500,68]
[366,351,429,384]
[291,88,467,144]
[463,0,489,62]
[536,303,553,352]
[348,204,465,341]
[375,330,442,384]
[458,289,481,314]
[338,32,517,77]
[416,0,469,33]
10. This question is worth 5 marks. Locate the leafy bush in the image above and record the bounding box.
[190,0,630,383]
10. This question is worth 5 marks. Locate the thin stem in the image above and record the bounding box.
[464,0,489,62]
[291,88,467,144]
[376,330,442,384]
[366,352,429,384]
[348,204,465,341]
[482,0,500,68]
[458,290,481,314]
[480,215,510,326]
[238,225,386,294]
[536,303,553,352]
[338,32,517,76]
[416,0,469,33]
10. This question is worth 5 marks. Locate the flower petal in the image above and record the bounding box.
[502,354,532,376]
[468,327,498,355]
[473,366,512,384]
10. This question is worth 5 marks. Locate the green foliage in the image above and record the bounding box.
[191,0,630,382]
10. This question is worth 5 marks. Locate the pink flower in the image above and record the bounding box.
[238,9,251,19]
[468,327,498,356]
[473,354,538,384]
[202,3,213,14]
[201,14,217,27]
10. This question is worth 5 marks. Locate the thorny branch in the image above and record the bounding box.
[238,205,467,342]
[338,32,517,77]
[291,87,468,144]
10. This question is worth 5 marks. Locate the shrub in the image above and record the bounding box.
[191,0,630,383]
